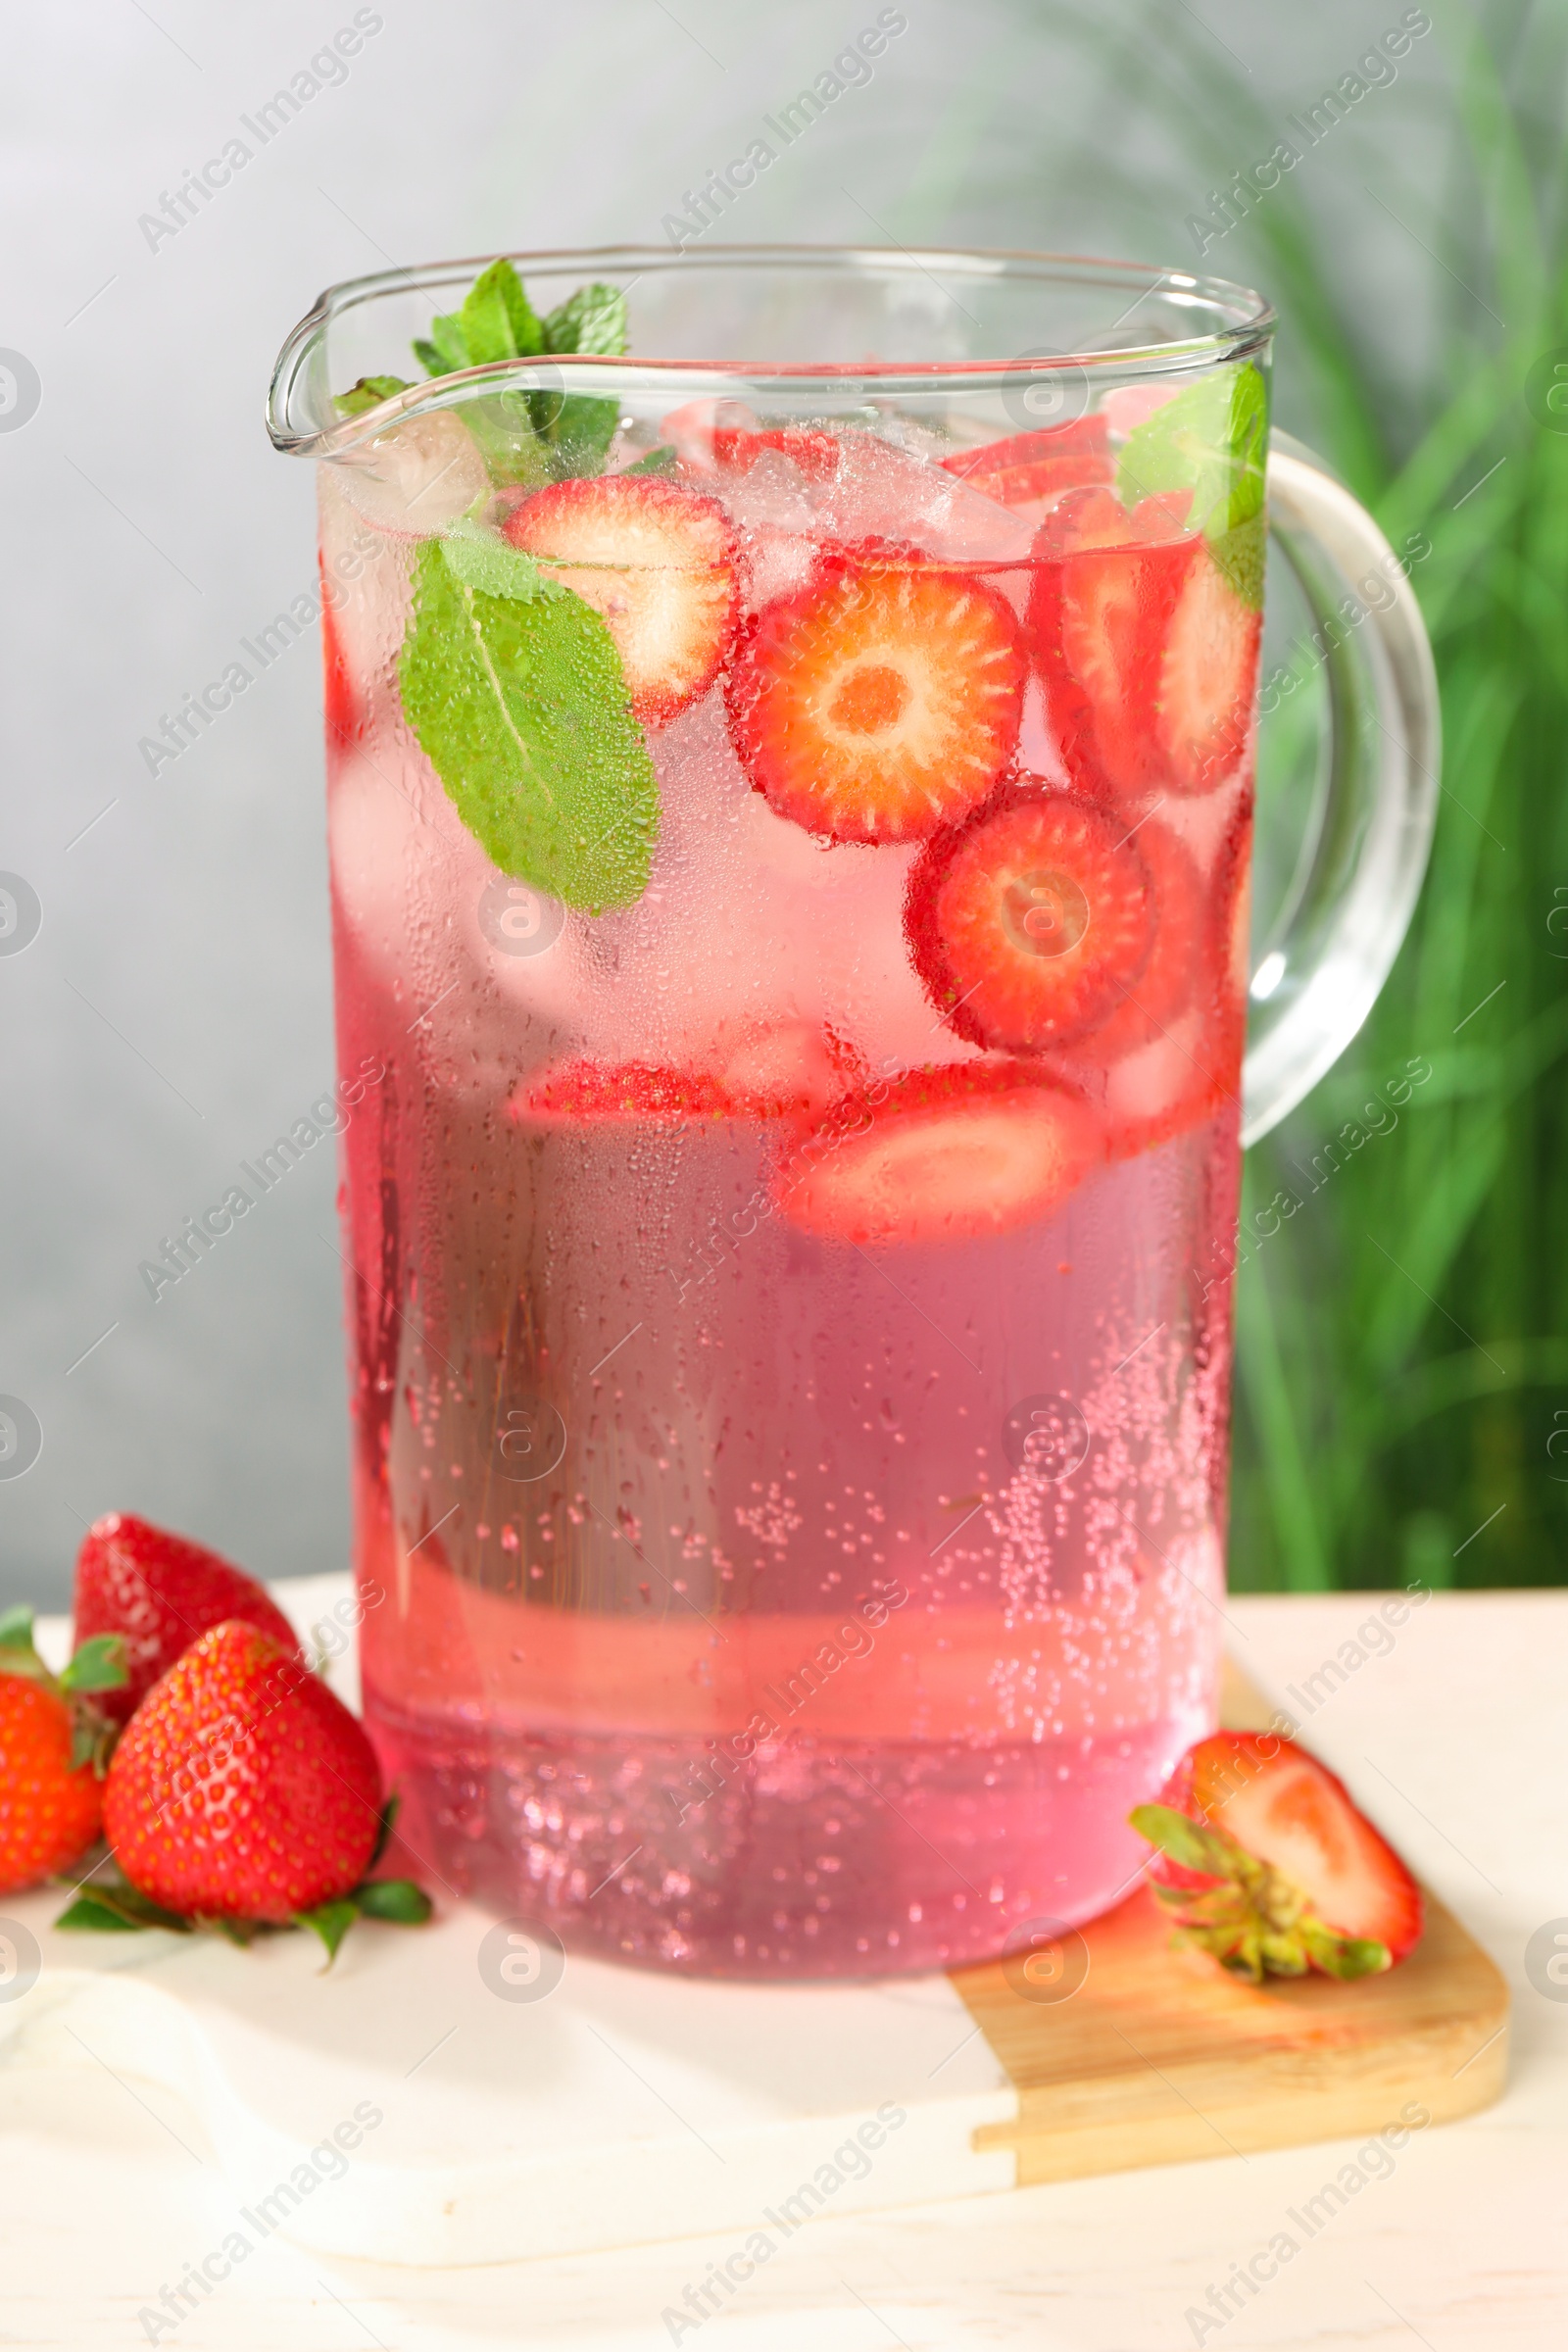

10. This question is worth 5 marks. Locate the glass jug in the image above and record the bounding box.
[268,247,1438,1977]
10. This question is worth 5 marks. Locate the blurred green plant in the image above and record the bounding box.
[980,1,1568,1587]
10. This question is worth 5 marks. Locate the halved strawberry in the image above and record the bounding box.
[775,1061,1102,1246]
[502,476,741,728]
[511,1059,741,1125]
[906,783,1154,1054]
[1028,487,1260,800]
[726,547,1026,843]
[1131,1731,1424,1983]
[941,416,1112,514]
[712,426,840,483]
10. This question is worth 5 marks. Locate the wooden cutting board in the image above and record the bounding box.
[950,1658,1510,2182]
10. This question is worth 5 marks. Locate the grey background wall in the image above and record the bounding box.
[0,0,1446,1605]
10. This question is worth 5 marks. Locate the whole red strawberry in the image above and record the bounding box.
[0,1606,128,1892]
[74,1513,301,1723]
[0,1679,104,1893]
[103,1621,383,1922]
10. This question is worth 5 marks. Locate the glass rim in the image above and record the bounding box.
[268,241,1277,460]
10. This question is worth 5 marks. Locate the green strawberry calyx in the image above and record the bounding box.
[54,1796,432,1968]
[1129,1801,1392,1984]
[0,1604,127,1775]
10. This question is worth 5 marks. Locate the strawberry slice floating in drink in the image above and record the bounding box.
[512,1022,861,1128]
[775,1061,1102,1247]
[940,416,1112,519]
[511,1059,742,1126]
[503,474,742,729]
[906,782,1155,1054]
[726,545,1027,844]
[1028,485,1262,802]
[1070,818,1206,1064]
[1132,1731,1423,1983]
[711,425,840,483]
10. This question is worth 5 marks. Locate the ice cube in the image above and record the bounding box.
[658,396,759,471]
[817,429,1035,567]
[332,408,491,534]
[1101,384,1181,440]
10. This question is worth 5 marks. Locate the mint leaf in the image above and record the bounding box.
[538,281,627,474]
[465,259,545,363]
[355,1878,432,1925]
[341,264,634,491]
[415,312,473,378]
[461,393,555,489]
[1117,367,1267,543]
[1210,511,1267,611]
[440,518,549,602]
[398,539,658,912]
[541,395,622,478]
[621,446,678,476]
[544,282,628,359]
[334,374,412,418]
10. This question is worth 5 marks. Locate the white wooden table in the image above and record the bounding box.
[4,1590,1564,2349]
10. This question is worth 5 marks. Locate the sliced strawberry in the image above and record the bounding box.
[715,1019,863,1120]
[502,475,741,729]
[906,783,1154,1054]
[1027,486,1191,799]
[1132,1732,1423,1983]
[712,426,840,483]
[1062,1006,1239,1163]
[1154,540,1262,792]
[940,416,1112,514]
[775,1062,1102,1246]
[319,586,359,750]
[1071,819,1206,1061]
[726,547,1027,844]
[512,1027,860,1129]
[511,1059,742,1126]
[1029,488,1260,800]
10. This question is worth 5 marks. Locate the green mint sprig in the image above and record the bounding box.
[1116,366,1268,609]
[334,373,413,417]
[397,525,658,913]
[334,257,629,482]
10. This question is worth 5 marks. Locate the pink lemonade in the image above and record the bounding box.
[316,279,1259,1977]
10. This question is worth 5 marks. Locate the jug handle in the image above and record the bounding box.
[1241,437,1441,1146]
